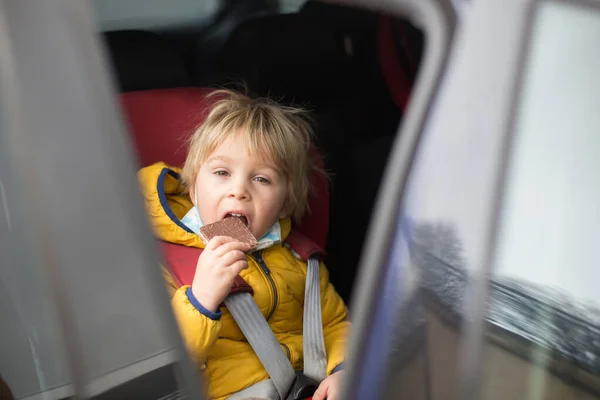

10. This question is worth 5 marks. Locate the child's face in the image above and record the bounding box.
[192,134,288,239]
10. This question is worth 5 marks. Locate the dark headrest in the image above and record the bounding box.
[104,30,191,92]
[219,14,350,108]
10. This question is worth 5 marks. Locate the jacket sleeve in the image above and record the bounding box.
[318,261,351,375]
[162,266,222,366]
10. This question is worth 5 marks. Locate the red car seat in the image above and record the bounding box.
[121,87,325,399]
[120,87,330,251]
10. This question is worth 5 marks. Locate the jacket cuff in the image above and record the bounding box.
[331,363,344,375]
[185,287,222,321]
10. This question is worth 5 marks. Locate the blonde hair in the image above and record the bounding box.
[181,89,317,223]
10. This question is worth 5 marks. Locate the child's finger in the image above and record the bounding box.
[312,380,329,400]
[214,240,252,257]
[205,236,237,250]
[221,250,247,266]
[229,260,249,277]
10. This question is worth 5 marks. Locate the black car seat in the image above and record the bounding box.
[103,30,192,92]
[216,8,396,144]
[327,135,396,302]
[189,0,278,85]
[218,13,350,107]
[216,12,356,228]
[214,5,423,303]
[216,12,361,188]
[299,4,423,302]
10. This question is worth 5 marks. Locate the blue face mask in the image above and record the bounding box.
[181,190,282,251]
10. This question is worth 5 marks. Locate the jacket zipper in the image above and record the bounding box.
[252,251,279,321]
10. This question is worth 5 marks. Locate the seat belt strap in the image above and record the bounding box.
[224,292,295,399]
[225,257,327,399]
[302,257,328,382]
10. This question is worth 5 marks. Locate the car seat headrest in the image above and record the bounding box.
[219,14,349,109]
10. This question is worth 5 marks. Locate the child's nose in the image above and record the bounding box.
[228,180,250,200]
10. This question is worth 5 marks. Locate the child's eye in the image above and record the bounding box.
[214,170,229,177]
[254,176,270,184]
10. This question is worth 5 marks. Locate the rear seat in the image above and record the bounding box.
[104,10,422,303]
[216,12,356,162]
[218,13,352,109]
[101,25,339,292]
[327,135,395,301]
[216,12,355,223]
[216,9,389,146]
[215,5,422,302]
[325,15,422,300]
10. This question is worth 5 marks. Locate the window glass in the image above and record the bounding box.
[352,2,513,395]
[486,2,600,397]
[280,0,306,13]
[92,0,219,31]
[494,1,600,306]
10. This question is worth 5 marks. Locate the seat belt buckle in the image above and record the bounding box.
[285,371,319,400]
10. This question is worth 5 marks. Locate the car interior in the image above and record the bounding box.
[100,0,424,304]
[5,0,600,399]
[0,2,429,399]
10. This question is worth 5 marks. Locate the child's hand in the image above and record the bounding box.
[191,236,252,312]
[312,370,344,400]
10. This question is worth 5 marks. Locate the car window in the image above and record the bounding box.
[487,1,600,397]
[343,0,600,398]
[280,0,307,13]
[92,0,219,31]
[494,0,600,309]
[372,0,600,399]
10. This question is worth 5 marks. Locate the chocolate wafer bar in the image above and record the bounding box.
[199,217,258,252]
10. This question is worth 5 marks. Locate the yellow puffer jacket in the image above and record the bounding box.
[138,162,350,400]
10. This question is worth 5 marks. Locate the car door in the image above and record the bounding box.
[342,0,600,399]
[0,1,204,399]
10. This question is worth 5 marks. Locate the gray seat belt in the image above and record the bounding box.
[224,293,295,399]
[302,258,328,383]
[225,257,328,400]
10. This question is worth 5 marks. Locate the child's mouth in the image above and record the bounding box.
[225,213,249,227]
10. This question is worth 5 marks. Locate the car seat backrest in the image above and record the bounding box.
[104,30,192,92]
[120,87,329,248]
[120,88,214,167]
